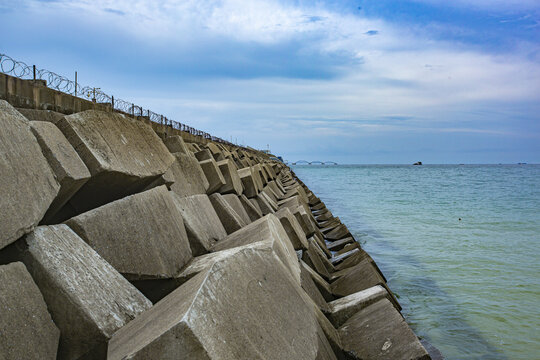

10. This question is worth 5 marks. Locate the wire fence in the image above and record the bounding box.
[0,53,239,146]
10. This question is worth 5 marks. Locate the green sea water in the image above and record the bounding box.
[292,164,540,360]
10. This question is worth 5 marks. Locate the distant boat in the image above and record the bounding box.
[518,162,527,165]
[413,161,422,166]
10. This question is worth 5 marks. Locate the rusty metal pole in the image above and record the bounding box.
[74,71,77,97]
[33,65,36,81]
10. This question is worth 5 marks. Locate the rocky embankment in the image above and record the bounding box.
[0,99,432,359]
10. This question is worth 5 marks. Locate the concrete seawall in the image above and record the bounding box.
[0,89,438,358]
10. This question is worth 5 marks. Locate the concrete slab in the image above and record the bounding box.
[339,298,430,360]
[108,248,336,360]
[30,121,91,223]
[56,110,174,213]
[172,193,227,256]
[325,224,351,241]
[217,159,243,195]
[212,214,301,285]
[328,285,391,327]
[169,153,210,197]
[208,193,247,234]
[222,194,251,224]
[239,194,263,221]
[0,101,59,250]
[22,225,152,359]
[199,158,226,194]
[274,207,308,250]
[194,148,213,161]
[65,186,192,279]
[0,262,60,360]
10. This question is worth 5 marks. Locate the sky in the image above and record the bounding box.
[1,0,539,164]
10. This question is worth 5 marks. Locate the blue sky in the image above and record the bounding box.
[1,0,539,163]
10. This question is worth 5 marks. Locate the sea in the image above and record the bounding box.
[291,164,540,360]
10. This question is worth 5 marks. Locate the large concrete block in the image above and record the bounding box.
[199,158,226,194]
[0,101,59,249]
[212,214,301,285]
[221,194,251,224]
[169,153,210,197]
[163,135,190,155]
[56,110,174,212]
[21,225,152,359]
[326,224,351,241]
[172,193,227,256]
[108,248,336,360]
[0,262,60,360]
[194,148,213,161]
[339,299,430,360]
[16,108,65,124]
[217,159,243,195]
[66,186,192,279]
[328,285,391,327]
[239,194,263,221]
[300,260,330,313]
[208,193,247,234]
[30,121,91,223]
[331,258,391,300]
[237,167,258,198]
[275,207,308,250]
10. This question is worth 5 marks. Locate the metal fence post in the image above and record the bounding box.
[33,65,36,81]
[75,71,77,97]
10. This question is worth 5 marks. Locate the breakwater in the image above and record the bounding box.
[1,90,437,358]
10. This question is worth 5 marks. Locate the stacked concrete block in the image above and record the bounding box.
[339,299,430,360]
[194,148,213,161]
[172,193,227,256]
[212,214,301,285]
[163,135,191,155]
[217,159,243,195]
[169,152,210,197]
[65,186,192,280]
[0,262,60,360]
[237,167,259,198]
[208,193,247,234]
[17,108,65,124]
[274,207,308,250]
[56,110,174,213]
[108,246,336,360]
[221,194,252,224]
[0,101,59,250]
[21,225,152,359]
[30,121,91,223]
[199,158,226,193]
[239,194,263,221]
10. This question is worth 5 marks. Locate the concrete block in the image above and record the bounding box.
[169,152,210,197]
[0,101,59,250]
[217,159,243,195]
[339,298,430,360]
[222,194,251,224]
[56,110,174,212]
[66,186,192,279]
[238,167,258,198]
[21,225,152,359]
[300,260,330,313]
[0,262,60,360]
[199,158,226,194]
[239,194,263,221]
[249,197,263,214]
[163,135,190,155]
[172,193,227,256]
[328,285,391,327]
[208,193,247,234]
[293,205,317,238]
[275,207,308,250]
[30,121,91,223]
[108,247,336,360]
[256,192,277,215]
[326,224,351,241]
[16,108,64,124]
[301,260,334,302]
[212,214,301,285]
[194,148,213,161]
[331,258,387,297]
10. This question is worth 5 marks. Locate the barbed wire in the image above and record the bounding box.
[0,52,244,148]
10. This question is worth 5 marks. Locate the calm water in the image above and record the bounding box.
[292,164,540,360]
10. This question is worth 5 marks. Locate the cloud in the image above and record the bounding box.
[365,30,379,36]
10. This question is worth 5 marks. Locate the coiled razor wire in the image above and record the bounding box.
[0,53,241,147]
